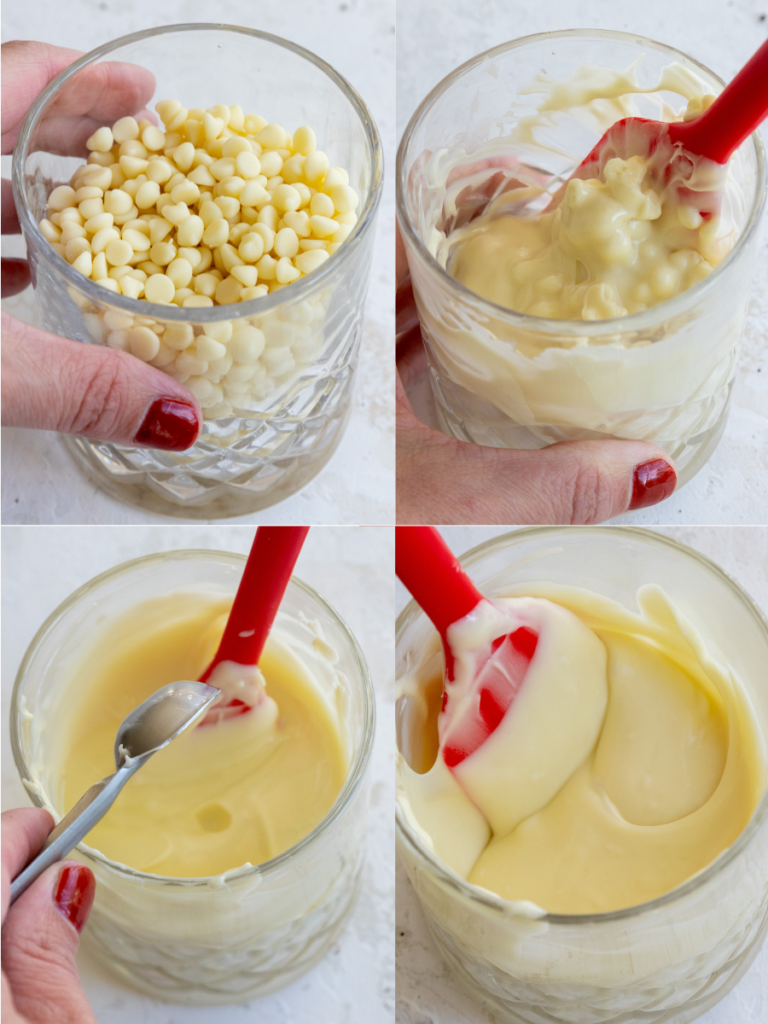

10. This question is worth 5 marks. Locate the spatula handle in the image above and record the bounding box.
[395,527,483,641]
[200,526,310,680]
[669,39,768,163]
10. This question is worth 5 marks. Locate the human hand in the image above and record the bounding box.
[396,226,677,524]
[1,40,200,451]
[2,808,97,1024]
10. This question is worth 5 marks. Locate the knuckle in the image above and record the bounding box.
[12,927,68,966]
[64,352,128,438]
[566,463,611,524]
[4,927,76,989]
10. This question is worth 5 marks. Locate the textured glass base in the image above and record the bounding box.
[64,380,353,519]
[431,367,731,491]
[424,885,768,1024]
[81,855,363,1006]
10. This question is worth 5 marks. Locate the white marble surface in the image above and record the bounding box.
[1,525,395,1023]
[1,0,395,525]
[398,0,768,526]
[396,525,768,1023]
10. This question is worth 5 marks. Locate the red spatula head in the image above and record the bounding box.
[396,526,539,770]
[563,38,768,213]
[568,117,726,219]
[442,626,538,768]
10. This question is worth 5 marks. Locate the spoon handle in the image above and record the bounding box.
[9,760,141,904]
[669,38,768,163]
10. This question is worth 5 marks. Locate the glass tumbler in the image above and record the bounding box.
[396,527,768,1024]
[13,24,382,518]
[397,31,766,486]
[11,550,375,1004]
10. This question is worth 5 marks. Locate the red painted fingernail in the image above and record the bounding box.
[629,459,677,510]
[54,865,95,933]
[133,398,199,451]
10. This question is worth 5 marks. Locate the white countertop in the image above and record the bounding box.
[1,525,395,1023]
[397,0,768,527]
[395,525,768,1024]
[0,0,395,525]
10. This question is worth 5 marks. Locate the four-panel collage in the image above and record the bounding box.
[1,1,766,1023]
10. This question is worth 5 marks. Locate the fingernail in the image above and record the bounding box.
[54,865,95,933]
[133,398,199,451]
[629,459,677,510]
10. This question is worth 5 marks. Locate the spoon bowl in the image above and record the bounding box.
[116,680,220,764]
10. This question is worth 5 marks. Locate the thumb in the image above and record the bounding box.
[2,861,97,1024]
[1,311,201,451]
[397,375,676,524]
[478,439,677,524]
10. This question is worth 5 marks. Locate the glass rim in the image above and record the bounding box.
[395,525,768,926]
[11,547,376,887]
[12,22,383,323]
[396,28,768,336]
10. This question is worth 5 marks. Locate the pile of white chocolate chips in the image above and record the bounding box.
[38,100,360,417]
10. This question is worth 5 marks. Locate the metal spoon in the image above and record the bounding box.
[10,680,219,903]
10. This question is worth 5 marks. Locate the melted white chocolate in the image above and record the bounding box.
[444,70,736,322]
[443,598,608,837]
[397,584,765,914]
[449,146,730,320]
[56,594,347,877]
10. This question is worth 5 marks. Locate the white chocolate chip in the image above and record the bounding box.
[38,98,356,420]
[86,126,114,152]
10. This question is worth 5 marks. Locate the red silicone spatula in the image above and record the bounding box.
[396,526,538,768]
[198,525,309,725]
[565,38,768,205]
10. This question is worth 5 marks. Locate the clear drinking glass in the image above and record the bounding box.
[397,31,767,486]
[11,550,375,1004]
[396,527,768,1024]
[13,24,382,518]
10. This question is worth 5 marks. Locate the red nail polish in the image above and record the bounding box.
[629,459,677,510]
[133,398,199,451]
[54,865,95,933]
